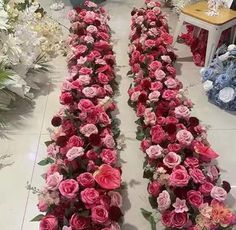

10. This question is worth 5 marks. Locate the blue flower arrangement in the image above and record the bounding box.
[200,44,236,111]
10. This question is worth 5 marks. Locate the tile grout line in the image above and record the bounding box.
[20,82,52,230]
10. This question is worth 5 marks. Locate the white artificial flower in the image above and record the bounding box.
[0,1,9,30]
[219,87,235,103]
[203,80,213,91]
[228,44,236,51]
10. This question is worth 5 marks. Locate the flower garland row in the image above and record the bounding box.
[128,1,236,229]
[34,2,122,230]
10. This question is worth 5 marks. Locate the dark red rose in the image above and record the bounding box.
[56,136,68,147]
[165,124,177,135]
[189,117,199,127]
[222,181,231,193]
[94,20,101,27]
[51,116,62,127]
[174,187,188,199]
[141,79,151,90]
[109,206,123,221]
[138,93,147,104]
[89,134,101,146]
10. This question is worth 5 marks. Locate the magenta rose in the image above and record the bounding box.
[168,143,182,153]
[151,81,163,91]
[60,92,73,104]
[162,90,178,100]
[59,179,79,199]
[184,157,199,168]
[161,210,173,227]
[150,125,166,144]
[176,130,194,146]
[163,152,181,168]
[210,186,227,202]
[77,172,95,188]
[145,39,156,47]
[99,112,111,126]
[40,215,58,230]
[81,188,99,205]
[91,205,109,224]
[189,168,206,184]
[94,164,121,190]
[79,67,92,75]
[169,168,190,187]
[148,181,161,197]
[101,149,117,165]
[140,139,151,151]
[70,214,90,230]
[67,135,84,149]
[187,190,203,208]
[149,61,162,71]
[78,99,95,112]
[98,73,111,85]
[172,212,188,229]
[199,182,214,195]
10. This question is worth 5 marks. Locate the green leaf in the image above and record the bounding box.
[135,118,143,126]
[127,70,133,76]
[143,168,154,179]
[149,196,158,209]
[44,140,54,147]
[79,210,90,217]
[141,208,152,220]
[38,157,54,166]
[31,214,44,222]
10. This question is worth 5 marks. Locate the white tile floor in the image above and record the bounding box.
[0,0,236,229]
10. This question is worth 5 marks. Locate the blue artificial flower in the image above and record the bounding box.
[201,68,215,81]
[215,73,230,87]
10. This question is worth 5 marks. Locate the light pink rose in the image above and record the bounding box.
[101,149,117,165]
[131,91,141,102]
[80,124,98,137]
[146,145,163,159]
[207,165,219,181]
[157,190,171,212]
[169,168,190,187]
[144,108,156,126]
[78,99,95,112]
[108,191,122,208]
[91,205,109,224]
[163,152,181,168]
[77,56,87,65]
[161,55,172,64]
[174,105,191,119]
[148,181,161,197]
[189,168,206,184]
[66,147,84,161]
[86,25,98,34]
[173,198,189,213]
[40,215,58,230]
[102,135,115,148]
[67,9,77,22]
[211,186,227,202]
[59,179,79,199]
[84,35,94,43]
[154,69,166,81]
[84,0,97,7]
[187,190,203,208]
[46,172,63,191]
[84,11,96,23]
[78,75,91,86]
[148,91,160,102]
[77,172,95,188]
[176,130,194,146]
[81,188,99,205]
[164,78,178,89]
[82,87,97,98]
[94,164,121,190]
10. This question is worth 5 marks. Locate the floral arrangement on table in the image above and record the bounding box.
[0,0,64,127]
[201,44,236,111]
[127,1,236,229]
[179,24,230,66]
[171,0,199,14]
[30,1,123,229]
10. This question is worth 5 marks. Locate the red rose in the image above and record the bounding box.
[148,181,161,197]
[161,210,173,228]
[187,190,203,208]
[150,125,166,144]
[40,215,58,230]
[60,92,73,104]
[70,214,90,230]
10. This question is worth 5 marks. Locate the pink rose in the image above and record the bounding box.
[74,45,87,55]
[78,75,91,86]
[162,90,178,100]
[67,135,84,149]
[168,143,182,153]
[151,81,163,91]
[80,124,98,137]
[157,190,171,212]
[84,11,96,23]
[101,149,117,165]
[148,91,160,102]
[163,152,181,168]
[78,99,95,112]
[172,212,188,229]
[79,67,93,75]
[136,103,146,117]
[210,186,227,202]
[102,135,115,148]
[189,168,206,184]
[148,181,161,197]
[108,191,122,208]
[82,87,97,98]
[150,125,166,144]
[46,172,63,191]
[164,78,178,89]
[91,205,109,224]
[161,32,173,45]
[144,108,156,126]
[59,179,79,199]
[145,39,156,48]
[99,112,111,125]
[98,73,111,85]
[66,147,84,161]
[40,215,58,230]
[67,9,77,22]
[131,63,140,73]
[140,139,151,151]
[146,145,163,159]
[161,210,173,227]
[199,182,214,195]
[184,157,199,168]
[176,130,194,146]
[77,172,95,188]
[169,168,190,187]
[81,188,99,205]
[84,35,94,44]
[187,190,203,208]
[174,105,191,119]
[94,164,121,190]
[70,214,90,230]
[131,91,141,102]
[60,92,73,104]
[154,69,166,81]
[149,61,162,71]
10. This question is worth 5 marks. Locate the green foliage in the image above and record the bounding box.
[31,214,44,222]
[38,157,54,166]
[140,208,157,230]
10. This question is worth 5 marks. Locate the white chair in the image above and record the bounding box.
[173,1,236,66]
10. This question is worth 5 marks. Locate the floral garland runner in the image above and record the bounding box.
[128,1,236,229]
[33,2,123,229]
